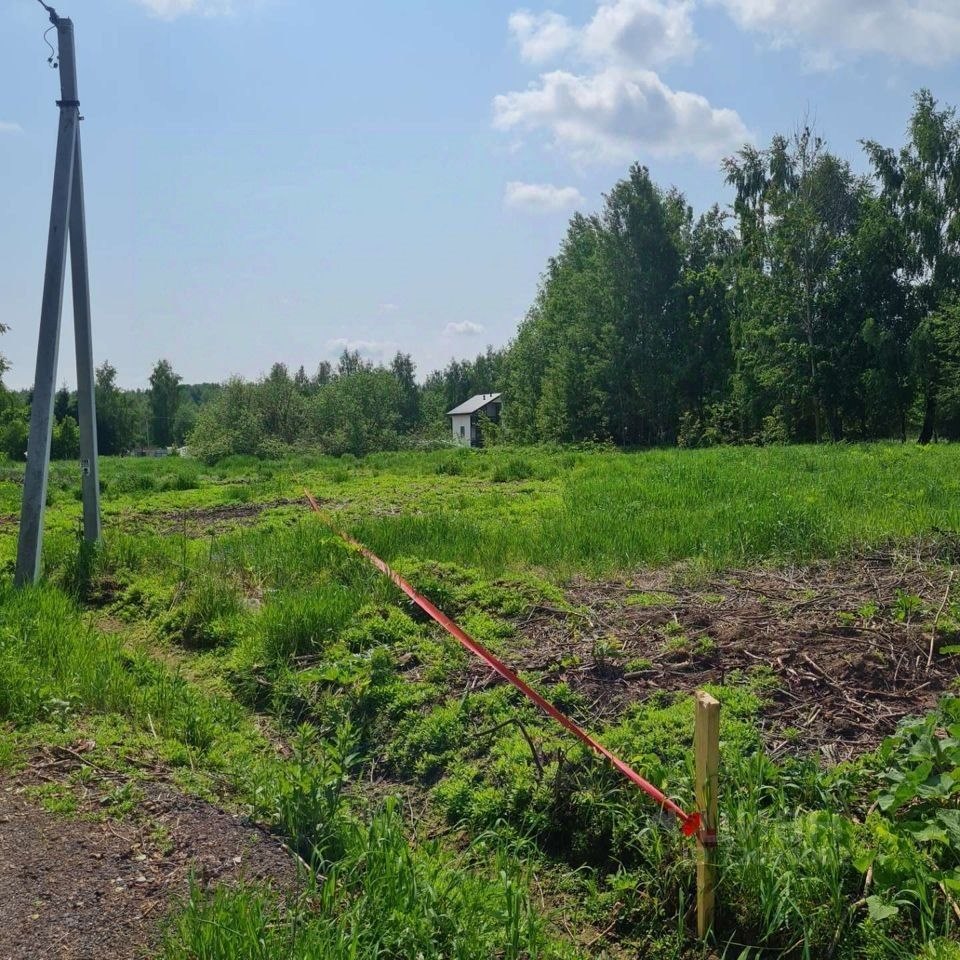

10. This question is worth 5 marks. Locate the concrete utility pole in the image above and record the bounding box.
[15,4,101,586]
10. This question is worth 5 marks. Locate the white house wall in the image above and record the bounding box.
[451,414,473,446]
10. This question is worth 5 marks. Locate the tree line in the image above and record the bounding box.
[0,357,215,461]
[505,90,960,447]
[2,89,959,461]
[0,342,502,462]
[187,349,506,461]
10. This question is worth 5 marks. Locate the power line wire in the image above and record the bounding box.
[34,0,60,68]
[42,25,58,68]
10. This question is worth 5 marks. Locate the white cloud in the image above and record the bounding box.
[328,337,396,361]
[0,122,23,135]
[511,1,696,68]
[504,180,585,212]
[132,0,238,19]
[496,2,748,164]
[444,321,485,336]
[712,0,960,66]
[581,0,697,68]
[509,10,577,63]
[494,67,749,163]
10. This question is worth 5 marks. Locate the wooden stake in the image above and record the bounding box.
[694,690,720,939]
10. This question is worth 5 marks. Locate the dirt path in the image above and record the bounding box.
[0,759,297,960]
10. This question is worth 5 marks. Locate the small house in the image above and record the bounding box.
[446,393,502,448]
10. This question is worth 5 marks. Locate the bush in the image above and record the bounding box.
[0,413,28,462]
[51,415,80,461]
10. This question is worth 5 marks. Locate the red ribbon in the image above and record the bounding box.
[304,489,703,838]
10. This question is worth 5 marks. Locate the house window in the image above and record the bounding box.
[460,425,465,437]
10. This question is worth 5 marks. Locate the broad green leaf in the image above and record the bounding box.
[917,772,956,800]
[866,896,899,921]
[904,821,949,844]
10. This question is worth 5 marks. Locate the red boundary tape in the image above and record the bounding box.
[304,489,702,838]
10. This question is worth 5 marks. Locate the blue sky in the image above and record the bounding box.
[1,0,959,388]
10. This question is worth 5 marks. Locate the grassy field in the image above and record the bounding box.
[3,442,960,575]
[1,443,959,959]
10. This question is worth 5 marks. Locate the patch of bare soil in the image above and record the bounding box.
[476,554,960,762]
[0,751,297,960]
[113,497,303,537]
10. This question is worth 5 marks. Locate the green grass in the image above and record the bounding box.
[0,570,564,959]
[4,443,960,578]
[1,443,959,959]
[162,727,574,960]
[162,801,573,960]
[348,444,960,575]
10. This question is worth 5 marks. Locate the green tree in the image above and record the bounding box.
[724,130,870,441]
[50,415,80,460]
[927,297,960,436]
[189,376,268,462]
[294,365,310,393]
[258,363,305,445]
[95,362,140,455]
[390,352,421,432]
[506,212,615,443]
[54,383,75,423]
[505,166,686,446]
[308,367,403,456]
[314,361,333,389]
[0,323,30,461]
[675,206,738,445]
[602,169,687,445]
[336,350,369,378]
[173,402,198,446]
[187,357,415,462]
[864,90,960,442]
[833,197,915,439]
[149,358,182,447]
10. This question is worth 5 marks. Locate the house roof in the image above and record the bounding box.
[446,393,502,416]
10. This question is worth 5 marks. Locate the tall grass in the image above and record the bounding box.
[0,581,239,752]
[0,583,134,723]
[0,578,566,959]
[161,804,569,960]
[5,442,958,577]
[164,726,573,960]
[347,443,960,574]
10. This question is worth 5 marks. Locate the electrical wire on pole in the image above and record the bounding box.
[35,0,61,67]
[34,0,59,24]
